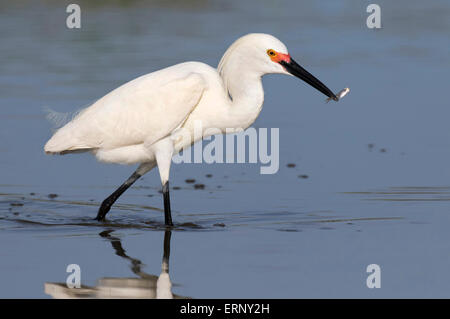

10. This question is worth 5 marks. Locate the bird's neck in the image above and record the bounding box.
[224,72,265,130]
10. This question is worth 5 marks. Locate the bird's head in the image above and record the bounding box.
[218,33,337,101]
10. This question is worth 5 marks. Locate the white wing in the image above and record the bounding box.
[45,63,208,154]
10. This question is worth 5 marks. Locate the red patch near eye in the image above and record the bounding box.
[270,51,291,63]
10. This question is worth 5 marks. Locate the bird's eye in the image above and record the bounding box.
[267,49,277,57]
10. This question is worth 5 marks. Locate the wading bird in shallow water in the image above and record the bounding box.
[44,33,337,227]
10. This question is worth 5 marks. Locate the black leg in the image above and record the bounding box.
[95,171,142,221]
[162,181,173,226]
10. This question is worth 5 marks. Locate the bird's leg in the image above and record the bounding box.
[95,162,155,221]
[162,181,173,227]
[95,171,141,221]
[154,138,175,227]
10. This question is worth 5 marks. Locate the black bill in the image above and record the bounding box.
[280,58,337,101]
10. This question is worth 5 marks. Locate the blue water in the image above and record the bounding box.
[1,0,449,298]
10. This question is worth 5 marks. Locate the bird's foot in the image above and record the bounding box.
[95,200,112,221]
[93,215,106,222]
[164,223,174,229]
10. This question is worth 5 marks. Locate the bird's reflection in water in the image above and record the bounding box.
[45,229,187,299]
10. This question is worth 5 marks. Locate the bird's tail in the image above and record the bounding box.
[43,106,94,155]
[44,125,94,155]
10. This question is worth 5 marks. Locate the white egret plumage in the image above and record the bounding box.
[44,33,337,226]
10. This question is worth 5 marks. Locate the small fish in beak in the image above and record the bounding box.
[326,87,350,103]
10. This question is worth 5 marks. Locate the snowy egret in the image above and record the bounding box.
[44,33,337,226]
